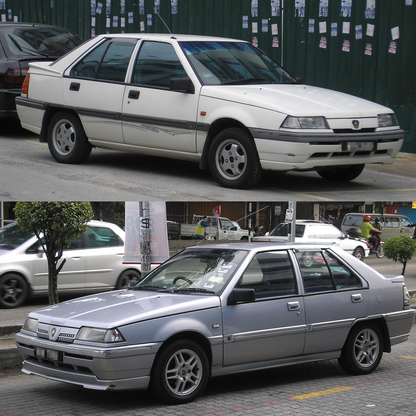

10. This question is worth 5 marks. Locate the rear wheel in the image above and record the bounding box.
[352,246,365,261]
[116,269,141,289]
[338,322,383,375]
[209,128,262,189]
[150,339,210,404]
[317,164,365,182]
[376,244,385,258]
[0,273,29,309]
[47,111,92,164]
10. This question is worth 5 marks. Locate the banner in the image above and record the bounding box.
[123,201,169,265]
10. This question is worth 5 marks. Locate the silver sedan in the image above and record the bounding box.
[16,242,415,404]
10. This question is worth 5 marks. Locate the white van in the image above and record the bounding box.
[341,213,415,241]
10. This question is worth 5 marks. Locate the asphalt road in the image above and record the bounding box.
[2,118,416,201]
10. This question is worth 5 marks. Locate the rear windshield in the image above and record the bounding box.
[1,26,82,59]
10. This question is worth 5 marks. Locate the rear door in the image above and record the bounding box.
[295,249,369,355]
[63,38,137,144]
[222,250,306,366]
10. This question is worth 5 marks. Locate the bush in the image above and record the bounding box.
[383,235,416,275]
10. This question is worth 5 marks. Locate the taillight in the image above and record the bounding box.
[21,74,30,97]
[4,68,29,85]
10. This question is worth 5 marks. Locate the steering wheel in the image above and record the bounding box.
[173,276,193,285]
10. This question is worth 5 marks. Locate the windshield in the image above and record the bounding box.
[2,26,82,58]
[132,248,248,295]
[270,224,306,238]
[180,41,297,86]
[0,223,33,250]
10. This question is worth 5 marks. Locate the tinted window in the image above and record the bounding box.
[132,41,188,88]
[296,249,362,293]
[72,39,136,82]
[236,251,297,299]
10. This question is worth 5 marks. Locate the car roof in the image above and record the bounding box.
[0,22,76,30]
[95,32,246,43]
[184,241,335,251]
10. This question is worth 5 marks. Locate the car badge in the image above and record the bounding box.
[352,120,360,129]
[51,327,57,337]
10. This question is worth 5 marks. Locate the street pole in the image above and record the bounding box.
[139,201,151,278]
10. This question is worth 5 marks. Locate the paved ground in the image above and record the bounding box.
[1,323,416,415]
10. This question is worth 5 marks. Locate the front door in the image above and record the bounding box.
[122,40,200,153]
[222,250,306,366]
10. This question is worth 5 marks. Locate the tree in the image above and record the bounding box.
[14,202,94,305]
[383,235,416,276]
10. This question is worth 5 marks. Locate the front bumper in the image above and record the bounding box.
[15,331,160,391]
[252,128,404,171]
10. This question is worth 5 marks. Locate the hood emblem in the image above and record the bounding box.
[51,327,57,338]
[352,120,360,129]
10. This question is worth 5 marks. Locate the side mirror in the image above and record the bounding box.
[227,288,255,305]
[170,77,195,94]
[37,246,45,258]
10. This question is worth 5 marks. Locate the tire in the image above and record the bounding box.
[352,246,365,261]
[317,164,365,182]
[376,244,384,258]
[209,128,262,189]
[47,111,92,164]
[150,339,210,404]
[0,273,29,309]
[115,269,141,290]
[338,322,383,375]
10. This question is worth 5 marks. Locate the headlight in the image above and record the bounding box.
[281,116,329,129]
[378,113,398,127]
[22,317,38,333]
[76,327,125,343]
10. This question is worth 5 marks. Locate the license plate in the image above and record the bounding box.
[347,142,375,151]
[35,347,62,361]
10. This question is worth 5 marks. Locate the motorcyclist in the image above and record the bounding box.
[360,215,381,252]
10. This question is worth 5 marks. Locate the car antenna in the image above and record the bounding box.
[154,8,174,37]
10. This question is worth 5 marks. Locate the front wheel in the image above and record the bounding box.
[338,322,383,375]
[209,128,262,189]
[150,339,210,404]
[0,273,29,308]
[317,164,365,182]
[47,112,92,164]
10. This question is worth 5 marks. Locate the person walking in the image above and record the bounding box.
[194,216,211,239]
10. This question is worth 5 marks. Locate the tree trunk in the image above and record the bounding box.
[47,256,59,305]
[401,261,407,276]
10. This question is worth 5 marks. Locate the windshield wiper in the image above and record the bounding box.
[132,284,165,291]
[222,78,267,85]
[173,287,215,294]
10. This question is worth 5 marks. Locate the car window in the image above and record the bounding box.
[0,223,34,251]
[85,227,123,248]
[220,219,234,230]
[402,217,413,227]
[132,41,188,89]
[71,39,136,82]
[343,214,363,227]
[269,223,305,237]
[296,250,362,293]
[236,251,297,299]
[1,26,82,58]
[385,217,400,228]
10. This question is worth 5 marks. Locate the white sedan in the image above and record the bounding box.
[16,34,404,189]
[253,220,370,261]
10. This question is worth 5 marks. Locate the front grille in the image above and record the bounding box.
[57,333,75,343]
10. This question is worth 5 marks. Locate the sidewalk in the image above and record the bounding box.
[367,151,416,177]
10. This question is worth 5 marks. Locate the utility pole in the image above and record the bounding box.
[139,202,151,277]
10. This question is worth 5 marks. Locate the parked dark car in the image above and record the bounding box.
[0,22,83,119]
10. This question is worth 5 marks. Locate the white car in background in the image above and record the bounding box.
[16,33,403,189]
[253,220,370,262]
[0,220,142,308]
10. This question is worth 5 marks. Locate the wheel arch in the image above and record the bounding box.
[39,106,82,143]
[199,118,254,170]
[348,318,391,353]
[152,331,213,371]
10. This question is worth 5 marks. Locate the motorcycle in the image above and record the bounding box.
[347,229,384,258]
[251,224,264,237]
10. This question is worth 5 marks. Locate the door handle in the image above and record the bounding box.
[128,90,140,99]
[287,301,300,311]
[351,294,362,303]
[69,82,80,91]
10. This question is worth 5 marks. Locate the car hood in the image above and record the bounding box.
[201,84,390,118]
[28,289,220,328]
